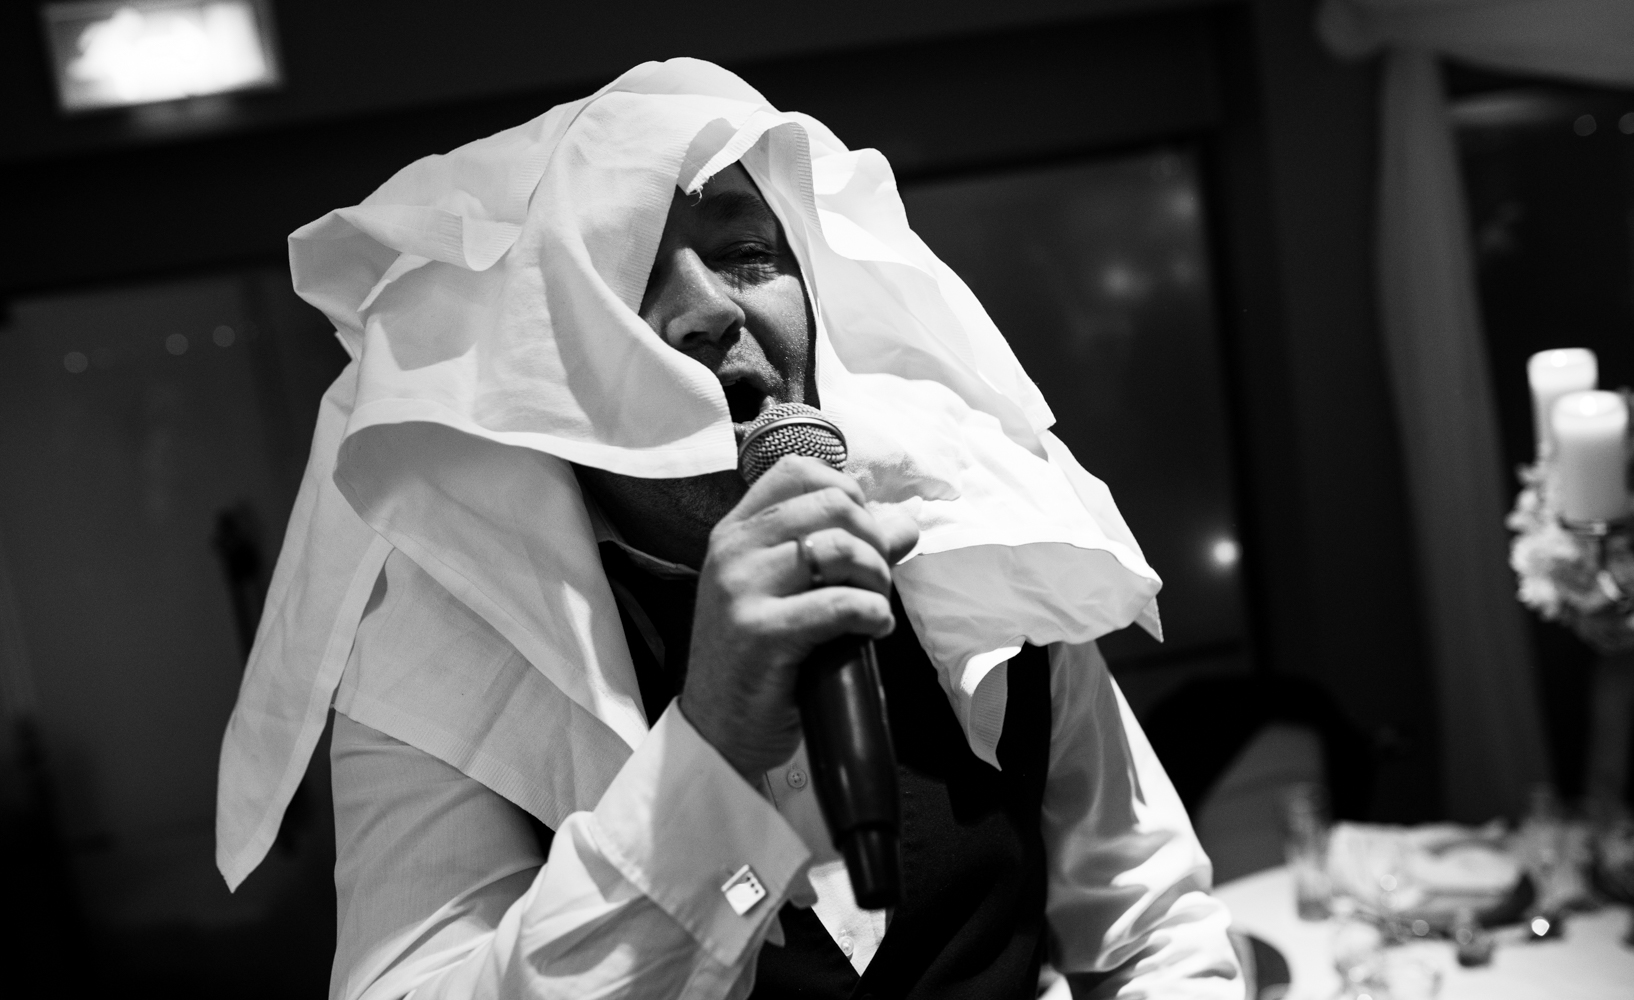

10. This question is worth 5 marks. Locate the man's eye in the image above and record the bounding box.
[714,243,780,277]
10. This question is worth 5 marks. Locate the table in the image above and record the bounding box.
[1214,866,1634,1000]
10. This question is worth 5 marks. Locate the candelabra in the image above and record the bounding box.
[1509,466,1634,655]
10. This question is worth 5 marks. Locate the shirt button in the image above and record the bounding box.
[786,767,808,789]
[838,934,854,957]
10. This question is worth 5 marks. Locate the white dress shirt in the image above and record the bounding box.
[326,552,1241,1000]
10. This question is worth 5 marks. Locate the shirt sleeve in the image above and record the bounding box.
[1039,642,1244,1000]
[329,701,814,1000]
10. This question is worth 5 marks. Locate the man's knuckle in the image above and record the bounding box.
[817,487,853,517]
[827,589,861,615]
[729,604,765,634]
[717,564,751,593]
[857,590,889,616]
[709,520,745,551]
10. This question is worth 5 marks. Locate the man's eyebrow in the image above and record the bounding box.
[697,189,778,228]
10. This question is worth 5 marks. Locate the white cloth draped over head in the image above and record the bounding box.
[215,57,1162,889]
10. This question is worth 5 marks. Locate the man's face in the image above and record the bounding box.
[639,163,816,426]
[574,164,817,566]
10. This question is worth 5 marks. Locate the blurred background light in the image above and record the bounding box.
[41,0,280,113]
[1210,536,1240,569]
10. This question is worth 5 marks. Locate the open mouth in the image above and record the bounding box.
[724,379,768,426]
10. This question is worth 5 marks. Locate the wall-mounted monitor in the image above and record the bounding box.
[40,0,281,113]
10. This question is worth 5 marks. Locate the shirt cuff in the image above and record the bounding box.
[589,701,813,968]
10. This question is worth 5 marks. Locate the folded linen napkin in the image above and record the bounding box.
[1327,822,1521,918]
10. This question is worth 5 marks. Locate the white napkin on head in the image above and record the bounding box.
[216,57,1161,889]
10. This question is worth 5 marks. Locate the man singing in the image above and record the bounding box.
[216,58,1241,999]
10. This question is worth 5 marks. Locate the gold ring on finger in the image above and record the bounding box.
[799,533,827,588]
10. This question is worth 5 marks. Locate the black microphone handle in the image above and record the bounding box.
[795,634,902,910]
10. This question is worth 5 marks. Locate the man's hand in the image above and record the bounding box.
[679,456,920,779]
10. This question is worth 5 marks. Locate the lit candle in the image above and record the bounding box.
[1528,349,1598,458]
[1551,390,1629,523]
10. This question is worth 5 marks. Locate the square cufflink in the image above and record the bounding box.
[721,864,767,916]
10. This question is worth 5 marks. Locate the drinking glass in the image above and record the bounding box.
[1382,948,1443,1000]
[1331,915,1383,997]
[1285,782,1332,920]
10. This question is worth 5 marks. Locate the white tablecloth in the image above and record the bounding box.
[1214,866,1634,1000]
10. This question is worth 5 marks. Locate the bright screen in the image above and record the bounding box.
[41,0,280,112]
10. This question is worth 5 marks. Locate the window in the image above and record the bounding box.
[1455,71,1634,799]
[902,147,1247,666]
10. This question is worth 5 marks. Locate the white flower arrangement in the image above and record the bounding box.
[1508,461,1634,654]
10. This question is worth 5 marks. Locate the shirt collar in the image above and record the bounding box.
[583,489,700,580]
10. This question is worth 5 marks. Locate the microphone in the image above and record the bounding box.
[737,402,902,909]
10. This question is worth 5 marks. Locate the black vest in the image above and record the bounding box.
[595,543,1052,999]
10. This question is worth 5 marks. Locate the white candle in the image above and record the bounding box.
[1529,349,1598,457]
[1551,390,1629,523]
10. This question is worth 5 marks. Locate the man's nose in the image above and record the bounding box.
[653,249,745,352]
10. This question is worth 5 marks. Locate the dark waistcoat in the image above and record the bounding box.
[596,543,1053,1000]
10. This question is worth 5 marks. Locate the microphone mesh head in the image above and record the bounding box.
[737,402,848,484]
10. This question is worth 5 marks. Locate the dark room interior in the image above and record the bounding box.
[3,1,1632,997]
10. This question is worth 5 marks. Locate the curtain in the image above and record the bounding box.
[1316,0,1634,821]
[0,535,36,726]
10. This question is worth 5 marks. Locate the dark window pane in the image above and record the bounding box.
[1455,81,1634,801]
[901,148,1245,660]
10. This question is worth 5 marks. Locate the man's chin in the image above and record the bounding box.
[573,463,748,568]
